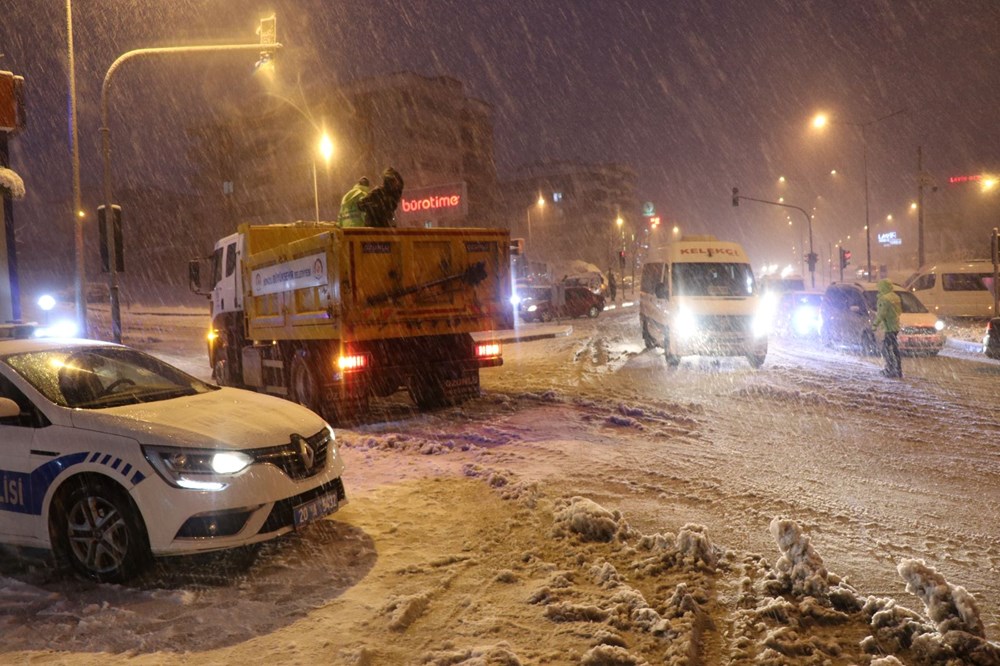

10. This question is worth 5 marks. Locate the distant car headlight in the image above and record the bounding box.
[510,294,522,307]
[674,308,698,338]
[792,306,821,336]
[934,320,945,332]
[527,304,537,312]
[143,445,254,491]
[34,319,79,338]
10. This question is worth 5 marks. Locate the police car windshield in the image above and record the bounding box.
[672,263,756,297]
[2,346,217,409]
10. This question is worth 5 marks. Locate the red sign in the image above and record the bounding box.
[949,174,983,184]
[397,182,468,224]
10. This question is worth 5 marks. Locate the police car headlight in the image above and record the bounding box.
[143,445,253,491]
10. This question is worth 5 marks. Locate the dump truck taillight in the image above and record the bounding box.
[337,353,368,372]
[475,342,501,359]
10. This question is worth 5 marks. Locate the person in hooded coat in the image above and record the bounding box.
[872,278,903,378]
[337,177,371,227]
[358,167,404,227]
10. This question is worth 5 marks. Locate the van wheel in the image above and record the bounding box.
[747,353,767,369]
[50,477,151,583]
[641,317,656,349]
[860,330,878,356]
[663,332,680,366]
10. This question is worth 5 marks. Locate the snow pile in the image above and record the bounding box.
[339,428,518,456]
[421,641,523,665]
[0,166,25,199]
[552,496,628,542]
[462,463,540,506]
[860,559,1000,664]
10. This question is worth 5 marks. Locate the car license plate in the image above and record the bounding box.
[293,492,340,528]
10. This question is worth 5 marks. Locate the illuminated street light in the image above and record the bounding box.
[312,130,335,222]
[810,108,906,280]
[99,19,282,342]
[526,195,545,247]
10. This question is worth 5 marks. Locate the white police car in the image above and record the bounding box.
[0,335,346,583]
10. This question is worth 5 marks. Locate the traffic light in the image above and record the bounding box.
[806,252,818,272]
[731,187,740,207]
[619,250,626,269]
[839,247,852,269]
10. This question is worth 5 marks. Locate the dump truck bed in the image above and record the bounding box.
[243,224,512,343]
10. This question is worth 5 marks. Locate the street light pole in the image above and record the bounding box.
[66,0,86,336]
[100,38,281,342]
[732,189,816,288]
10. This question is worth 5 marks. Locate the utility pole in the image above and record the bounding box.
[917,145,926,269]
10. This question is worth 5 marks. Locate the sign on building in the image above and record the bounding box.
[878,231,902,247]
[397,182,468,227]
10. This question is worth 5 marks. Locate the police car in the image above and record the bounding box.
[0,332,346,583]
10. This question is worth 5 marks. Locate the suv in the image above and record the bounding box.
[518,285,605,322]
[821,282,945,356]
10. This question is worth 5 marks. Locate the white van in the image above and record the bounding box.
[904,261,998,318]
[639,235,768,367]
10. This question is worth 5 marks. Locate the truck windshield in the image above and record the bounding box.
[672,263,756,297]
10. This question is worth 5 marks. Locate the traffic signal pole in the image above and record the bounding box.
[732,188,816,288]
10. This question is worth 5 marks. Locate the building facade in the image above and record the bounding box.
[499,161,639,271]
[191,71,500,241]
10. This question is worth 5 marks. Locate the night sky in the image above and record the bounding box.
[2,0,999,285]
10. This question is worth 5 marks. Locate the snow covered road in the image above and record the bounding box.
[3,304,1000,664]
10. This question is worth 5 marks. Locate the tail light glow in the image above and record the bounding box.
[475,342,501,358]
[337,354,369,372]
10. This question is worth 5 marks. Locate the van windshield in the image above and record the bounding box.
[672,263,756,297]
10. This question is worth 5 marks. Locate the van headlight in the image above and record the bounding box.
[143,445,254,491]
[674,308,698,338]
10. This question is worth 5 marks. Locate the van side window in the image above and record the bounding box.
[942,273,988,291]
[224,242,238,278]
[911,274,935,291]
[640,263,664,294]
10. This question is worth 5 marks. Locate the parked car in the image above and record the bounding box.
[0,336,347,583]
[518,285,605,322]
[772,291,823,338]
[821,282,945,356]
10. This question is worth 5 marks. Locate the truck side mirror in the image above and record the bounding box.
[654,282,668,300]
[188,259,209,297]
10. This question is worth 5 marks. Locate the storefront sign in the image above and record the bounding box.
[397,182,468,224]
[878,231,902,246]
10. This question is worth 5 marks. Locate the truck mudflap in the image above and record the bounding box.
[408,362,481,410]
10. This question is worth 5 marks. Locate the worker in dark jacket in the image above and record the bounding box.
[873,278,903,378]
[358,167,404,227]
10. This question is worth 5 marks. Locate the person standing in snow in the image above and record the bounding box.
[337,177,371,227]
[358,167,404,227]
[872,278,903,378]
[607,271,617,302]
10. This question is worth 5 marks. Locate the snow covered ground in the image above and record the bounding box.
[3,304,1000,665]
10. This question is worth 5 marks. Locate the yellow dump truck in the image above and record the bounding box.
[190,222,512,422]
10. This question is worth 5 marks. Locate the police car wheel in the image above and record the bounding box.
[51,477,151,583]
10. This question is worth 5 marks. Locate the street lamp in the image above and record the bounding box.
[312,130,334,222]
[811,108,906,281]
[99,21,281,342]
[525,195,544,247]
